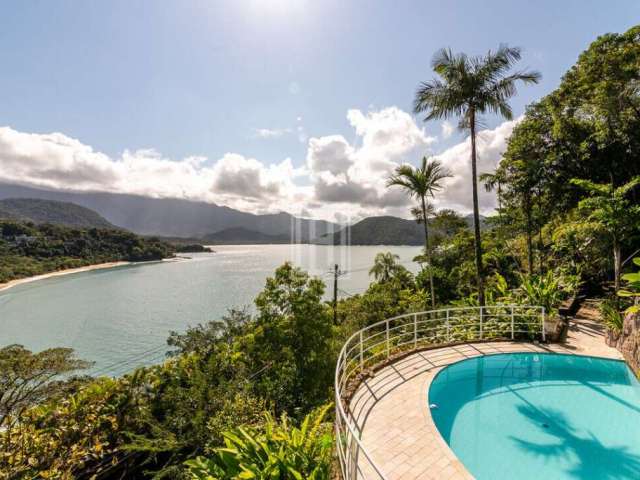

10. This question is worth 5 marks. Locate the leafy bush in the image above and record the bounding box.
[337,280,426,333]
[599,298,624,333]
[619,257,640,314]
[185,405,333,480]
[517,271,566,315]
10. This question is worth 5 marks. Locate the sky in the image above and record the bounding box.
[0,1,638,222]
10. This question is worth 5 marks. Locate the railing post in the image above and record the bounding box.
[446,309,450,342]
[479,306,483,340]
[359,331,363,372]
[511,305,515,340]
[541,307,546,342]
[386,319,390,358]
[414,313,418,348]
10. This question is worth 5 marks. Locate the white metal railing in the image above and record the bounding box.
[334,304,546,480]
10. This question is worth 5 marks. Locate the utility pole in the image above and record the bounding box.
[331,264,345,325]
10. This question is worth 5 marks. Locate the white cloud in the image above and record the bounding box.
[0,109,516,221]
[0,126,305,214]
[304,106,437,218]
[441,121,455,139]
[253,127,292,139]
[306,135,353,175]
[433,118,520,213]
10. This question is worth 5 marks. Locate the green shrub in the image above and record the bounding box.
[619,257,640,314]
[599,298,624,333]
[517,271,565,315]
[185,405,333,480]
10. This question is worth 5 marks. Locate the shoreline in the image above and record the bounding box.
[0,261,131,293]
[0,256,188,293]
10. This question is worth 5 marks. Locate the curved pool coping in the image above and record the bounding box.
[428,350,627,395]
[349,341,623,479]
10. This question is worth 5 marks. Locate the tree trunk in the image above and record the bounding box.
[421,196,436,309]
[469,110,485,306]
[524,195,533,274]
[538,226,544,274]
[497,182,502,226]
[613,236,621,293]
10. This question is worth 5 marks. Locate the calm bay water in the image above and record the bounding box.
[0,245,421,375]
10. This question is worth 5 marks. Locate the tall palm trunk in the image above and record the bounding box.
[496,182,503,225]
[524,194,533,274]
[469,109,485,306]
[421,195,436,309]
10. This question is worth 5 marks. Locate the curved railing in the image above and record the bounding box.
[334,304,546,480]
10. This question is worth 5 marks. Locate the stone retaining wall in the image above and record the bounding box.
[607,311,640,373]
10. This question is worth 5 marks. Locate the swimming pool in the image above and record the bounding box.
[429,353,640,480]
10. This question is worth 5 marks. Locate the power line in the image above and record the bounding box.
[90,344,169,377]
[338,288,359,298]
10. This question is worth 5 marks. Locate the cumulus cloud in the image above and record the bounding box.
[433,118,520,213]
[211,154,281,199]
[0,126,305,214]
[306,135,353,175]
[303,110,517,218]
[305,106,436,218]
[0,108,516,221]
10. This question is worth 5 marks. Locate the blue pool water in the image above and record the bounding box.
[429,353,640,480]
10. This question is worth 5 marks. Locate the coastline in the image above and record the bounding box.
[0,261,131,293]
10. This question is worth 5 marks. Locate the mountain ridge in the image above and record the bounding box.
[320,213,487,246]
[0,198,116,229]
[0,184,337,239]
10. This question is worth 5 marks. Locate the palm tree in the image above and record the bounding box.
[413,45,540,305]
[387,157,451,308]
[369,252,402,283]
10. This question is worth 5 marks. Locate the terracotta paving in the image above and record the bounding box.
[347,312,622,479]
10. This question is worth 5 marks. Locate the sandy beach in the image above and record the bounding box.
[0,261,131,293]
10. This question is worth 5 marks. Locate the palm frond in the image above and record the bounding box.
[414,44,541,125]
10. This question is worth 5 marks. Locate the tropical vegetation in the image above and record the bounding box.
[2,24,640,480]
[413,44,541,305]
[387,157,450,307]
[0,220,174,283]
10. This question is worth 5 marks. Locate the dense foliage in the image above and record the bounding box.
[494,25,640,292]
[1,263,338,479]
[0,220,175,283]
[2,25,639,480]
[185,405,332,480]
[413,44,541,305]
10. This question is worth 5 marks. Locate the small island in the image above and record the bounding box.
[173,243,213,253]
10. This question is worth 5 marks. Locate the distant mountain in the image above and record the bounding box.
[0,198,115,229]
[202,227,291,245]
[462,213,488,231]
[319,213,488,246]
[321,216,424,246]
[0,184,337,239]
